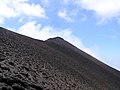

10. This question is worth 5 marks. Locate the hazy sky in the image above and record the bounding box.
[0,0,120,71]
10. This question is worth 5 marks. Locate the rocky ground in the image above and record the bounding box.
[0,27,120,90]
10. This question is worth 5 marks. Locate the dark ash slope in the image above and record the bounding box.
[0,27,120,90]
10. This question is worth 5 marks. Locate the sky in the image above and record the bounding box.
[0,0,120,71]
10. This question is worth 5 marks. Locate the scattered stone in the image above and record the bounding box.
[12,83,25,90]
[1,77,14,86]
[1,86,12,90]
[21,72,29,78]
[0,65,10,71]
[11,77,28,88]
[0,54,5,62]
[8,62,15,66]
[0,58,5,62]
[29,84,43,90]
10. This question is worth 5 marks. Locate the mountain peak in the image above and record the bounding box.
[46,36,67,45]
[47,36,64,41]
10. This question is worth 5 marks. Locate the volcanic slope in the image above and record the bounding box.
[0,27,120,90]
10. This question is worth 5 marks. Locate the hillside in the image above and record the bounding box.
[0,27,120,90]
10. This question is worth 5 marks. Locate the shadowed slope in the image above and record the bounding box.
[46,37,120,78]
[0,27,120,90]
[46,37,120,89]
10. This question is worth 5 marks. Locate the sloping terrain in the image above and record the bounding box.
[0,27,120,90]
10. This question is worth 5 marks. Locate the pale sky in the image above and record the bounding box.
[0,0,120,71]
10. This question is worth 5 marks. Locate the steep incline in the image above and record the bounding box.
[46,37,120,89]
[46,37,120,78]
[0,27,120,90]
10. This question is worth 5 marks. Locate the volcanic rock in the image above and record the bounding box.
[0,27,120,90]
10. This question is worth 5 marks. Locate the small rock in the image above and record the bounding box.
[0,65,10,71]
[12,83,25,90]
[9,62,15,66]
[29,83,43,90]
[0,54,5,62]
[1,77,14,86]
[0,58,5,62]
[21,72,29,78]
[2,86,12,90]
